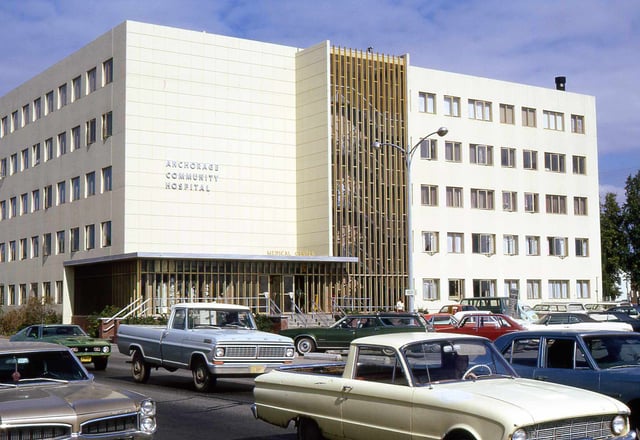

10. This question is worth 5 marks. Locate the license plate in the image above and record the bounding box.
[250,365,265,374]
[80,356,92,363]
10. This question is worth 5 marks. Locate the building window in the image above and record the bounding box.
[522,107,536,127]
[421,185,438,206]
[418,92,435,113]
[543,110,564,131]
[43,282,51,303]
[101,221,112,247]
[503,234,519,256]
[422,279,440,301]
[11,111,18,131]
[20,193,28,215]
[31,236,39,258]
[86,172,96,197]
[85,224,95,250]
[544,152,566,173]
[468,99,492,121]
[500,147,516,168]
[546,194,567,214]
[471,188,494,210]
[22,104,30,126]
[502,191,517,212]
[10,153,17,175]
[44,185,53,209]
[45,137,54,162]
[571,114,585,134]
[58,83,67,108]
[34,97,42,120]
[32,189,40,212]
[21,148,29,170]
[504,279,519,297]
[71,126,81,151]
[469,144,493,165]
[87,68,97,94]
[548,236,568,258]
[471,233,495,255]
[448,279,464,301]
[499,104,514,124]
[57,132,67,156]
[523,149,538,170]
[444,141,461,162]
[473,279,496,297]
[420,138,437,160]
[549,280,569,299]
[574,197,588,215]
[9,241,16,261]
[422,231,439,254]
[32,143,41,166]
[446,186,463,208]
[86,118,97,145]
[0,201,5,220]
[0,158,5,178]
[10,197,17,218]
[576,280,590,299]
[103,58,113,85]
[70,227,80,252]
[72,76,81,101]
[0,243,4,262]
[71,176,81,202]
[526,280,541,299]
[102,111,113,139]
[575,238,589,257]
[1,116,7,137]
[57,181,66,205]
[525,236,540,256]
[55,281,63,304]
[45,91,54,114]
[444,95,460,117]
[56,230,65,254]
[447,233,464,254]
[102,166,112,192]
[573,155,586,175]
[19,238,27,260]
[43,233,52,256]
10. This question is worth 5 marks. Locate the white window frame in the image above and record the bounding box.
[446,186,463,208]
[422,231,439,254]
[543,110,564,131]
[503,234,518,255]
[421,185,438,206]
[549,280,569,299]
[575,238,589,257]
[447,233,464,254]
[444,95,460,117]
[422,279,440,301]
[544,152,566,173]
[472,233,495,255]
[502,191,517,212]
[420,138,437,160]
[470,144,493,165]
[471,188,494,210]
[525,236,540,256]
[468,99,492,121]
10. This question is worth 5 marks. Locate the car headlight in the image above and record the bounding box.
[140,416,157,434]
[140,399,156,416]
[286,348,295,357]
[611,415,627,435]
[215,347,225,357]
[511,428,527,440]
[102,345,110,353]
[71,347,79,352]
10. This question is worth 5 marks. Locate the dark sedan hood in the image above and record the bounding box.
[45,336,109,346]
[0,382,139,423]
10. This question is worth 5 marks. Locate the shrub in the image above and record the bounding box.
[0,297,61,335]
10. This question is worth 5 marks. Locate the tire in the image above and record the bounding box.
[131,350,151,383]
[93,357,108,371]
[295,337,316,355]
[192,358,216,392]
[297,418,324,440]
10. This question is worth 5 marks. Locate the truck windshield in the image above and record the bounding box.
[186,308,255,329]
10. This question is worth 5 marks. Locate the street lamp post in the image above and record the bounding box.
[373,127,448,312]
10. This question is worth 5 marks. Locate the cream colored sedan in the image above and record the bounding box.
[254,332,635,439]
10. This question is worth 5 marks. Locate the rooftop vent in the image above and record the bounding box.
[555,76,566,91]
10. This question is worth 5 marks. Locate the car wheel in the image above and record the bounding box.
[192,358,216,392]
[295,337,316,355]
[297,417,324,440]
[131,350,150,383]
[93,357,108,371]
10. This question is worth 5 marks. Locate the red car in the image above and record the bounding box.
[435,312,525,340]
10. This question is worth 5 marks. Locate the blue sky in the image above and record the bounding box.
[1,0,638,201]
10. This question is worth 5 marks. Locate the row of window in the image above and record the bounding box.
[0,58,113,138]
[0,111,113,179]
[0,167,112,220]
[421,278,590,302]
[0,282,63,306]
[417,92,585,133]
[0,221,112,262]
[419,139,587,174]
[421,186,588,215]
[423,232,589,258]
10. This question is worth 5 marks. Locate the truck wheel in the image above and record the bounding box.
[297,418,324,440]
[93,357,108,371]
[131,350,150,383]
[192,359,216,392]
[296,337,316,355]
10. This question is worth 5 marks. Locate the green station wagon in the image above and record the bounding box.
[10,324,111,370]
[280,312,432,354]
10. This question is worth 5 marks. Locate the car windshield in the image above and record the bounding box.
[185,308,255,329]
[583,334,640,369]
[43,326,86,337]
[0,350,89,385]
[402,339,516,385]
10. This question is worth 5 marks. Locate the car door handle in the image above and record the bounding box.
[534,375,548,381]
[342,385,353,392]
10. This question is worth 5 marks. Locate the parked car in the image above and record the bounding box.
[525,312,633,331]
[590,311,640,332]
[423,312,458,329]
[495,329,640,432]
[532,302,587,316]
[608,305,640,319]
[437,304,477,314]
[253,332,634,440]
[0,341,157,438]
[586,302,619,311]
[434,312,526,340]
[10,324,111,370]
[279,312,431,354]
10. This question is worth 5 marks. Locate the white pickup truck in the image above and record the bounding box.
[117,302,295,391]
[252,332,635,440]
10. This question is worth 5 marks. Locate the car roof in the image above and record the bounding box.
[352,331,485,349]
[497,328,634,339]
[0,341,73,353]
[172,302,250,311]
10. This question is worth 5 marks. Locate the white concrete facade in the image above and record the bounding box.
[0,21,601,320]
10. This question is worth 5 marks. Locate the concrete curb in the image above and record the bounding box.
[301,352,343,361]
